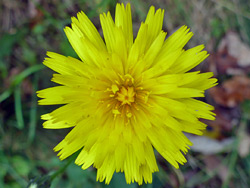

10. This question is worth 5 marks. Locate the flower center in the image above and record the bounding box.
[116,86,135,105]
[105,74,149,119]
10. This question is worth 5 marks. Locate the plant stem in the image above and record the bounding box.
[50,153,77,181]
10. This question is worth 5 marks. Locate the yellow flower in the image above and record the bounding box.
[37,3,217,185]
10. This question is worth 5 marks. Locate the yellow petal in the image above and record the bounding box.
[72,11,107,51]
[144,6,165,51]
[115,3,133,50]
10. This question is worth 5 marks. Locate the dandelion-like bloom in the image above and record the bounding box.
[37,3,217,185]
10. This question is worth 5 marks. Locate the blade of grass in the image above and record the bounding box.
[50,151,80,181]
[221,143,238,188]
[233,0,250,43]
[0,64,44,103]
[0,113,3,135]
[211,0,250,20]
[11,64,44,87]
[236,166,248,187]
[173,0,192,26]
[0,90,12,103]
[28,74,38,143]
[133,0,148,20]
[1,163,27,187]
[222,120,245,188]
[172,168,185,187]
[155,165,171,186]
[14,84,24,130]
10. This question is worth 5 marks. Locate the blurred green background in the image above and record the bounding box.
[1,0,250,187]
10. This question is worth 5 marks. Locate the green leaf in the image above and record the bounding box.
[60,37,77,58]
[0,64,44,103]
[14,85,24,129]
[0,30,27,59]
[108,173,137,188]
[11,155,30,177]
[0,29,28,78]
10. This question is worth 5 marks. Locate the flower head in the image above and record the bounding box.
[37,3,217,185]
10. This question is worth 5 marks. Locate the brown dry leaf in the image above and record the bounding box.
[209,76,250,108]
[29,9,44,29]
[208,47,239,76]
[208,32,250,76]
[218,32,250,67]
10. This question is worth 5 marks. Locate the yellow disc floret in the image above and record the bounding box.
[116,86,135,105]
